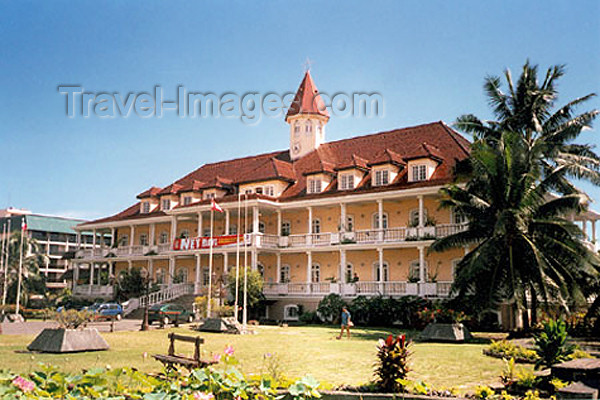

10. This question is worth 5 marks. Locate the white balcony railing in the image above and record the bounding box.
[73,285,115,298]
[263,281,453,298]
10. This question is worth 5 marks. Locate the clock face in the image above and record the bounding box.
[292,143,300,154]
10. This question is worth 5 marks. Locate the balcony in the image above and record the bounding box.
[263,281,453,298]
[73,285,115,299]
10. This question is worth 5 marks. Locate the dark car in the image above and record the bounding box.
[148,303,194,325]
[83,303,124,320]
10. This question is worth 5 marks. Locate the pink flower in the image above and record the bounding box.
[213,353,222,362]
[224,345,235,356]
[194,392,215,400]
[12,376,35,392]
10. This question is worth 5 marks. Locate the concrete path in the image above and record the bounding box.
[0,319,147,335]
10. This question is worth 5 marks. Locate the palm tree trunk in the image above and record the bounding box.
[530,285,538,326]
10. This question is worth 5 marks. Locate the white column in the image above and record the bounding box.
[73,262,79,288]
[149,224,156,246]
[129,225,135,255]
[197,212,203,237]
[225,209,230,235]
[168,256,175,286]
[340,249,346,283]
[593,220,597,242]
[306,251,312,287]
[128,260,132,271]
[418,246,425,295]
[89,262,94,289]
[276,253,282,283]
[92,229,97,249]
[223,252,229,275]
[340,203,347,232]
[277,210,282,236]
[170,217,178,241]
[76,232,82,249]
[252,206,259,233]
[377,199,384,241]
[307,206,313,246]
[582,219,588,238]
[195,254,201,293]
[147,259,153,281]
[110,228,115,247]
[378,247,384,282]
[251,250,258,271]
[418,195,424,228]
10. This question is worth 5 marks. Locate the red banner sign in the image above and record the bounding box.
[172,234,245,251]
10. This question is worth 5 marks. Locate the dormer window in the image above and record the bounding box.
[183,196,193,206]
[307,178,322,194]
[255,187,263,195]
[161,199,171,210]
[205,192,216,200]
[294,124,300,135]
[141,202,151,214]
[305,122,312,132]
[374,169,390,186]
[339,173,355,190]
[412,164,427,182]
[265,186,274,196]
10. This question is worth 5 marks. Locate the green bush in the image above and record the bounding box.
[316,294,347,323]
[533,319,575,369]
[484,340,538,363]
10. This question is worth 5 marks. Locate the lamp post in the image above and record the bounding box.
[140,269,152,331]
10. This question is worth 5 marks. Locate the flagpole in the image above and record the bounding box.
[207,206,214,319]
[0,223,5,308]
[234,192,241,321]
[15,218,25,316]
[243,194,248,330]
[1,219,10,308]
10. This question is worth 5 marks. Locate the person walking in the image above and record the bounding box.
[336,306,352,339]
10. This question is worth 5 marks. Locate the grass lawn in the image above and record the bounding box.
[0,324,517,391]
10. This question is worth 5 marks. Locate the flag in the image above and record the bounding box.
[211,199,224,213]
[21,218,27,231]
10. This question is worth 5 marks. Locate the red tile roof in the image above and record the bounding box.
[83,121,470,226]
[136,187,162,199]
[285,71,330,121]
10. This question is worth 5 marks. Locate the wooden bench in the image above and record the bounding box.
[153,333,218,370]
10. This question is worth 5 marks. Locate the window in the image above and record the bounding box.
[264,186,274,196]
[452,209,468,225]
[311,264,320,283]
[183,196,193,206]
[202,267,210,286]
[412,164,427,181]
[281,221,291,236]
[118,235,128,247]
[245,189,253,194]
[312,219,321,234]
[155,268,165,284]
[255,187,263,194]
[373,261,389,281]
[180,229,190,239]
[305,122,312,132]
[139,234,148,246]
[410,209,428,227]
[161,199,171,210]
[258,263,265,278]
[229,225,238,235]
[205,192,216,200]
[203,228,211,237]
[284,304,299,321]
[307,178,322,194]
[294,124,300,134]
[345,264,354,283]
[374,169,390,186]
[159,231,168,244]
[372,212,389,229]
[142,202,151,213]
[409,260,428,282]
[176,267,188,283]
[347,215,355,232]
[258,222,266,234]
[280,265,290,283]
[339,173,355,190]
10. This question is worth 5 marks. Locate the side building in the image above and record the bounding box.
[0,208,96,290]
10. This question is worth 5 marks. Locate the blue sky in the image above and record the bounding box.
[1,1,599,219]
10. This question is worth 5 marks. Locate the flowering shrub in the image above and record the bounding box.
[484,340,538,363]
[0,347,320,399]
[374,334,411,392]
[417,306,467,325]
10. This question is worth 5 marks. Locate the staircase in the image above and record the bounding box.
[122,283,195,317]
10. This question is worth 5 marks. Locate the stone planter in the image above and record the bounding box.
[418,323,472,342]
[27,328,109,353]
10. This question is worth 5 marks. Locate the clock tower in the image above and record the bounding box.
[286,71,330,160]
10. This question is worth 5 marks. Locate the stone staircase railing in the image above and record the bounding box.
[121,283,194,316]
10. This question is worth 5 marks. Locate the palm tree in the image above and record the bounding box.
[455,61,600,195]
[431,130,600,328]
[2,230,48,308]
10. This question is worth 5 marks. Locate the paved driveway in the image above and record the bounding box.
[0,319,146,335]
